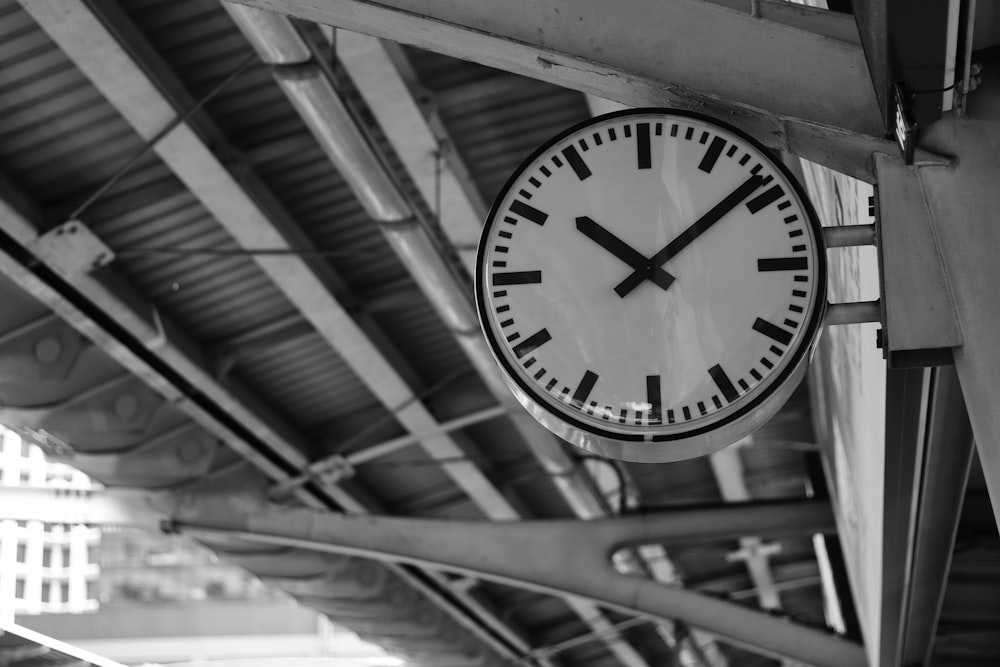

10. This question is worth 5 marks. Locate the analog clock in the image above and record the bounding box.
[476,109,826,463]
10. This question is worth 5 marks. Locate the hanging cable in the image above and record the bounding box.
[67,52,258,222]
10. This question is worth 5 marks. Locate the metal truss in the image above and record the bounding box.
[160,491,865,667]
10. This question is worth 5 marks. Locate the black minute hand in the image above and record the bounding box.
[614,175,765,298]
[575,216,675,291]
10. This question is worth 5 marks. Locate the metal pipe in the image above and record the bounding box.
[824,300,881,326]
[272,65,412,222]
[221,3,312,64]
[822,224,876,248]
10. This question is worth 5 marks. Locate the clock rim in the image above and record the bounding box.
[475,107,828,455]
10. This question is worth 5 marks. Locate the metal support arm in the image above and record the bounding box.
[164,494,865,667]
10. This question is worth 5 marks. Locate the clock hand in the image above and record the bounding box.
[614,175,765,298]
[575,216,675,291]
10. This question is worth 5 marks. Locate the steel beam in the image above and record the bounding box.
[224,0,953,182]
[896,367,975,667]
[164,494,864,667]
[872,48,1000,531]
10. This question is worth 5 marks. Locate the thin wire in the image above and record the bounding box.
[908,81,959,95]
[67,52,258,222]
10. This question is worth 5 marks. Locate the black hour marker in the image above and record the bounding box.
[753,317,793,345]
[495,246,508,253]
[499,231,512,239]
[698,401,707,416]
[682,406,692,420]
[778,201,792,210]
[685,127,694,140]
[784,215,798,224]
[770,345,783,355]
[496,304,509,313]
[579,138,589,152]
[513,328,552,359]
[562,145,592,181]
[794,275,808,282]
[746,185,785,214]
[789,229,803,238]
[552,155,563,167]
[500,319,514,328]
[699,131,709,144]
[750,164,762,175]
[493,290,507,298]
[792,244,806,252]
[524,357,537,368]
[790,304,803,313]
[519,189,532,200]
[593,132,603,146]
[761,357,774,369]
[618,408,627,424]
[667,409,675,424]
[636,122,652,169]
[698,136,726,173]
[784,318,799,329]
[609,128,617,141]
[709,364,739,403]
[506,332,520,342]
[546,378,558,391]
[738,379,750,391]
[739,153,750,165]
[528,177,541,187]
[510,199,548,225]
[540,165,552,177]
[492,261,506,268]
[624,124,632,138]
[670,124,679,137]
[758,257,808,272]
[726,145,738,157]
[646,375,662,423]
[571,370,599,409]
[712,396,723,409]
[655,123,663,135]
[493,271,542,286]
[503,216,517,225]
[750,369,763,381]
[534,367,547,380]
[792,289,807,298]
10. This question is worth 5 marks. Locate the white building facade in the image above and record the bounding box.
[0,428,100,621]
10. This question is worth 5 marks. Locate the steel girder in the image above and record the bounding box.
[162,492,865,667]
[222,0,953,182]
[872,48,1000,532]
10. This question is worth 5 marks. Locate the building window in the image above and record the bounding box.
[20,441,31,457]
[16,543,26,563]
[42,546,52,567]
[61,582,69,603]
[62,547,70,567]
[15,578,25,600]
[41,582,51,603]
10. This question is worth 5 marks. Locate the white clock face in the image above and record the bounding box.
[476,109,826,462]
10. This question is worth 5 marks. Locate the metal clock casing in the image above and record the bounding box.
[476,109,826,463]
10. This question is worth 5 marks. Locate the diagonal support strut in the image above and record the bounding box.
[163,494,865,667]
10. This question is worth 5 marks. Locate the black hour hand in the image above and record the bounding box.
[575,216,675,291]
